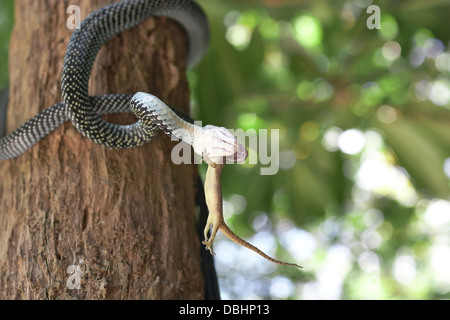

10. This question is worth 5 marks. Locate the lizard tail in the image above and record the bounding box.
[219,222,303,269]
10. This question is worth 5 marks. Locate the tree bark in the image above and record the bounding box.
[0,0,205,299]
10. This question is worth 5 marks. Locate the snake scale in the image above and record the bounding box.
[0,0,301,268]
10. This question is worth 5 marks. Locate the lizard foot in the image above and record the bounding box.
[202,215,221,256]
[202,239,215,255]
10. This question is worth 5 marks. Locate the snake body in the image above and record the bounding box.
[0,0,209,159]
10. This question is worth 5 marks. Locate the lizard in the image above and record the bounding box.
[202,160,303,269]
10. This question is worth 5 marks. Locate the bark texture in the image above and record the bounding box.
[0,0,204,299]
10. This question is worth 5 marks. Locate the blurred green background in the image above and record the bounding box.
[1,0,450,299]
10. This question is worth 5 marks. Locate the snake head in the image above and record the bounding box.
[199,125,248,165]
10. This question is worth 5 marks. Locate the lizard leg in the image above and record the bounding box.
[202,214,221,255]
[202,163,224,255]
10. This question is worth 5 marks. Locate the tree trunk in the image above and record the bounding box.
[0,0,205,299]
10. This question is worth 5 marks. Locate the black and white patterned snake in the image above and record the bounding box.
[0,0,210,159]
[0,0,301,268]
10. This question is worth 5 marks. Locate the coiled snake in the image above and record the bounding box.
[0,0,301,268]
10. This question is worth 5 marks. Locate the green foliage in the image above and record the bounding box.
[1,0,449,300]
[0,0,13,89]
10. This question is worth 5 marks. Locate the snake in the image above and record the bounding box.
[0,0,209,159]
[0,0,301,269]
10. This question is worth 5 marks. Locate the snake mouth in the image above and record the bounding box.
[225,144,248,164]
